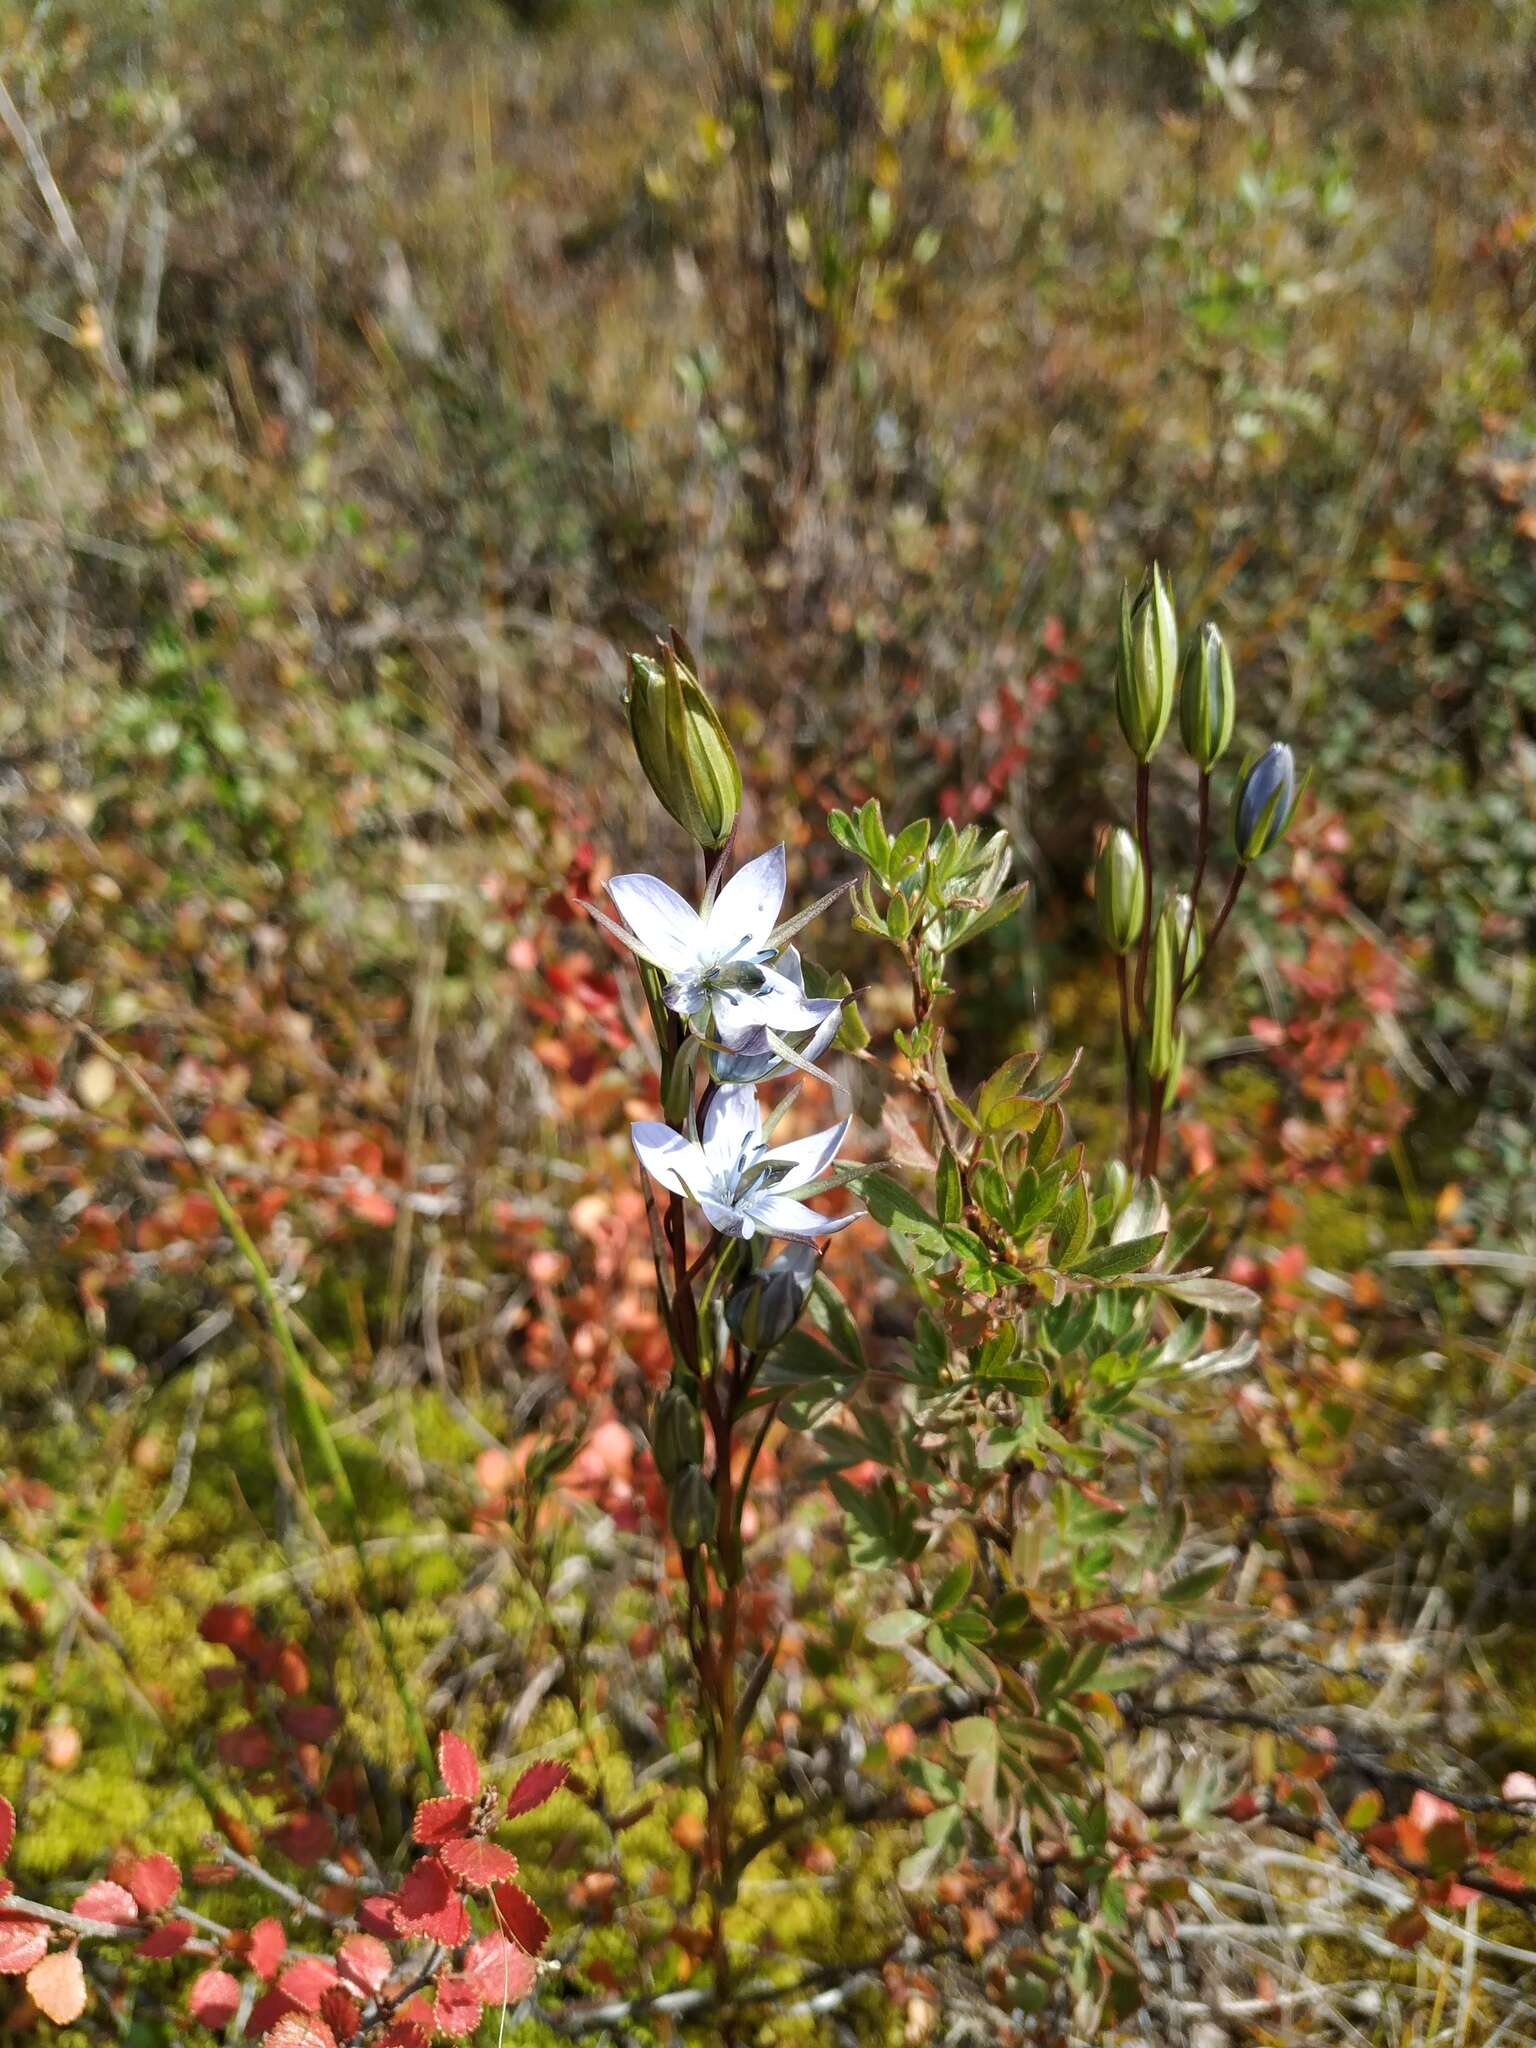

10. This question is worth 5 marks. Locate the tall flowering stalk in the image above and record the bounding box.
[591,633,860,1997]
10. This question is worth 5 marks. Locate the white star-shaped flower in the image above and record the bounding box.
[603,846,841,1052]
[631,1085,861,1242]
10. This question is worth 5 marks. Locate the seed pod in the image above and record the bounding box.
[625,643,742,849]
[1179,622,1235,771]
[725,1243,817,1355]
[1234,741,1300,861]
[668,1464,715,1550]
[651,1383,705,1482]
[1115,564,1178,762]
[1095,826,1145,956]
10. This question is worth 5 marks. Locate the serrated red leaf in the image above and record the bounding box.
[0,1917,50,1975]
[0,1797,14,1867]
[278,1957,338,2013]
[127,1854,181,1912]
[355,1896,399,1940]
[410,1797,472,1847]
[336,1934,391,1996]
[394,1858,469,1945]
[374,2029,428,2048]
[266,2017,337,2048]
[246,1988,302,2039]
[432,1975,483,2041]
[438,1838,519,1888]
[136,1919,194,1957]
[76,1879,138,1925]
[461,1932,537,2006]
[318,1988,362,2041]
[505,1761,570,1818]
[27,1949,87,2024]
[490,1879,550,1956]
[437,1732,479,1800]
[249,1917,287,1982]
[189,1966,243,2028]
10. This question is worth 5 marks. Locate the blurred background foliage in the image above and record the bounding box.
[2,0,1536,2038]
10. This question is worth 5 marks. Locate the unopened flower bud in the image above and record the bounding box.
[1179,622,1235,771]
[1115,565,1178,762]
[1095,826,1145,957]
[651,1382,705,1482]
[725,1242,817,1355]
[1234,741,1299,862]
[1145,897,1179,1080]
[669,1464,715,1550]
[626,643,741,850]
[1169,890,1202,975]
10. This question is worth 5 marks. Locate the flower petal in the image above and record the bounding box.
[607,873,705,973]
[761,1116,850,1187]
[741,1191,862,1241]
[713,966,836,1043]
[704,846,785,958]
[710,1002,842,1083]
[631,1123,707,1198]
[700,1086,762,1180]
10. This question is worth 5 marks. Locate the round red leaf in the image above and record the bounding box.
[127,1853,181,1913]
[461,1932,537,2006]
[278,1956,338,2013]
[436,1732,479,1801]
[27,1949,88,2024]
[410,1797,472,1848]
[76,1879,139,1925]
[437,1838,519,1888]
[355,1896,400,1940]
[189,1966,243,2028]
[0,1917,50,1976]
[336,1934,391,1997]
[265,2017,337,2048]
[318,1988,362,2042]
[490,1879,551,1956]
[393,1858,469,1946]
[136,1919,194,1957]
[504,1761,570,1818]
[432,1974,483,2042]
[249,1917,287,1982]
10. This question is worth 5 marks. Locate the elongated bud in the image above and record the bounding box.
[1169,889,1202,974]
[668,1464,715,1549]
[1115,564,1178,762]
[1145,898,1179,1080]
[1095,826,1145,956]
[625,642,742,849]
[1179,622,1235,771]
[651,1383,705,1482]
[1234,741,1300,861]
[725,1242,817,1355]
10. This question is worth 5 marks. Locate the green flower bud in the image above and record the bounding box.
[725,1243,816,1355]
[626,642,742,849]
[1115,564,1178,762]
[1233,742,1300,862]
[1168,889,1202,975]
[1179,622,1235,771]
[1095,826,1145,957]
[1145,897,1179,1080]
[669,1464,715,1550]
[651,1382,705,1482]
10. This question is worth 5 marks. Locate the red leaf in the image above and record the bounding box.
[128,1854,181,1913]
[200,1603,259,1651]
[374,2030,428,2048]
[137,1919,195,1957]
[245,1988,302,2038]
[438,1838,519,1888]
[432,1975,483,2041]
[461,1932,537,2006]
[490,1879,551,1956]
[394,1858,470,1945]
[250,1917,287,1982]
[410,1797,472,1847]
[437,1732,480,1801]
[0,1917,50,1976]
[266,1813,334,1866]
[278,1957,339,2013]
[318,1988,362,2042]
[266,2018,338,2048]
[336,1933,391,1997]
[355,1896,400,1940]
[280,1704,342,1745]
[189,1966,243,2028]
[219,1724,276,1771]
[505,1762,570,1818]
[0,1797,13,1867]
[28,1949,87,2023]
[76,1879,139,1925]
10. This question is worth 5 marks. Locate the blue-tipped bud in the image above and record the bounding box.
[1115,564,1178,762]
[725,1242,817,1355]
[1179,622,1235,771]
[1095,826,1145,957]
[1234,742,1300,862]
